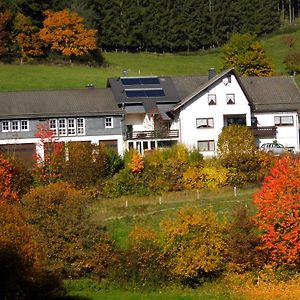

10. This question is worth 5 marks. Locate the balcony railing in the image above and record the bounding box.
[249,126,276,137]
[127,129,179,140]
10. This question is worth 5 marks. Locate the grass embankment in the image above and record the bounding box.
[1,29,300,92]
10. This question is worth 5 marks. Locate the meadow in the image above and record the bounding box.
[64,185,300,300]
[92,186,257,248]
[0,29,300,92]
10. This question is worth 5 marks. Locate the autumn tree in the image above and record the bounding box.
[0,155,20,201]
[39,9,97,62]
[217,124,259,185]
[221,33,273,76]
[128,150,144,174]
[33,123,64,184]
[254,155,300,268]
[0,11,12,58]
[161,207,226,286]
[14,12,43,63]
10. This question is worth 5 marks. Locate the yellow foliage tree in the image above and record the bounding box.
[161,207,226,284]
[39,10,97,59]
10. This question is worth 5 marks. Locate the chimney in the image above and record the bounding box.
[208,68,217,80]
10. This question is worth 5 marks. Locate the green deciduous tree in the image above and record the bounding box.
[221,33,273,76]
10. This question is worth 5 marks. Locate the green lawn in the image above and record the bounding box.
[65,278,240,300]
[91,186,258,248]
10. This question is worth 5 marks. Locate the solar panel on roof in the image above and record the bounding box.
[121,78,141,85]
[121,77,160,86]
[145,89,165,97]
[125,89,165,98]
[140,77,160,84]
[125,90,146,97]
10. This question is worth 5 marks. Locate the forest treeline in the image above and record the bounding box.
[0,0,300,55]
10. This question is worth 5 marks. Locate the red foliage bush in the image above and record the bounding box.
[254,155,300,268]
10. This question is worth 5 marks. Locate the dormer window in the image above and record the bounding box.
[226,93,235,105]
[208,94,216,105]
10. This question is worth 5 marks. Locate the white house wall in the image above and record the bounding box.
[255,111,299,151]
[125,114,147,131]
[179,75,251,155]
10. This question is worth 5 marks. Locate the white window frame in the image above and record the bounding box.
[196,118,214,128]
[226,93,235,105]
[58,119,67,136]
[49,119,58,135]
[67,119,76,136]
[208,94,216,105]
[11,120,20,132]
[105,117,113,128]
[77,118,85,135]
[274,115,294,126]
[197,140,215,152]
[20,120,29,131]
[2,121,10,132]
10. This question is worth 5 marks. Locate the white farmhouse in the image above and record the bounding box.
[172,68,300,156]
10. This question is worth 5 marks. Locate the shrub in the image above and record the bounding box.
[201,163,228,189]
[0,153,27,202]
[284,49,300,75]
[226,206,264,273]
[0,201,64,300]
[218,125,259,185]
[62,142,110,188]
[256,150,277,182]
[254,155,300,268]
[23,182,111,278]
[109,226,170,289]
[103,169,151,198]
[182,166,204,190]
[161,207,227,286]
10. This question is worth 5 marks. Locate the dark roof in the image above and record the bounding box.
[240,76,300,112]
[171,76,208,98]
[107,76,180,105]
[171,70,300,113]
[0,88,122,119]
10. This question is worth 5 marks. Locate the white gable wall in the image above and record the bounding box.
[179,75,251,156]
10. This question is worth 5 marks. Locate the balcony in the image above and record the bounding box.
[249,126,276,137]
[127,129,179,140]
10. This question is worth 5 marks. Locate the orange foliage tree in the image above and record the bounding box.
[0,154,20,202]
[254,155,300,268]
[128,150,144,174]
[39,9,97,60]
[33,123,64,184]
[14,13,43,62]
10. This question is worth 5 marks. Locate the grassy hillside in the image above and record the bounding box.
[0,30,300,91]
